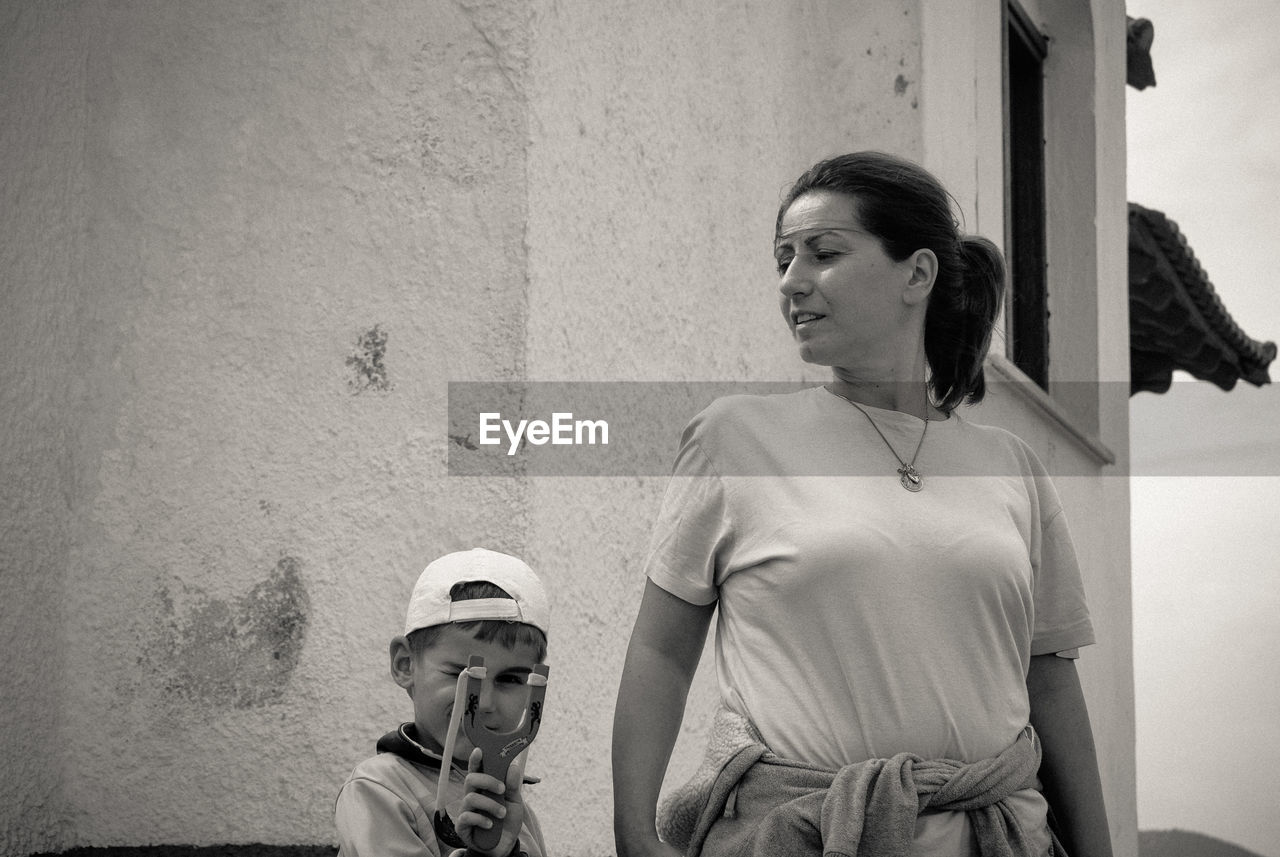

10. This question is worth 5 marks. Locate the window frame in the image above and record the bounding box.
[1003,0,1050,390]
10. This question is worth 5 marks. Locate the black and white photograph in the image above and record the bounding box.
[2,2,1276,857]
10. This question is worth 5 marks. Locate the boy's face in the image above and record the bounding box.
[394,624,543,763]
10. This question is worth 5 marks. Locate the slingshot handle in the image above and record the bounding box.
[462,655,550,852]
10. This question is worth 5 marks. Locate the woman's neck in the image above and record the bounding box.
[825,327,940,418]
[827,375,937,420]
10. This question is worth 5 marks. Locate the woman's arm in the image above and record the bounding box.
[1026,654,1114,857]
[612,579,715,857]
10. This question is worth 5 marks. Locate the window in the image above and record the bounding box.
[1004,1,1049,389]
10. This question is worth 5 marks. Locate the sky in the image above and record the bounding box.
[1124,1,1280,855]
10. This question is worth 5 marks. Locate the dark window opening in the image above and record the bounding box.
[1004,1,1049,389]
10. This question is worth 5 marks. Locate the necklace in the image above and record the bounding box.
[829,388,929,492]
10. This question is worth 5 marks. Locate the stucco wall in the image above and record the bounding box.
[522,2,922,847]
[1,1,1133,856]
[1,2,923,854]
[0,6,82,851]
[2,1,535,851]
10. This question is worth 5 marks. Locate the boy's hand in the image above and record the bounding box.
[456,746,525,857]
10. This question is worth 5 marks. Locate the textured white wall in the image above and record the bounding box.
[0,1,922,853]
[0,1,1133,856]
[0,6,82,854]
[2,1,535,851]
[522,3,921,851]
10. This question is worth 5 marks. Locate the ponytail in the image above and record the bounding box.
[925,236,1005,413]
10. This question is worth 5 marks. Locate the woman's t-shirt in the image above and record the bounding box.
[645,387,1095,854]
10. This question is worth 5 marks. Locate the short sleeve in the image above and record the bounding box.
[642,416,730,606]
[1029,503,1096,657]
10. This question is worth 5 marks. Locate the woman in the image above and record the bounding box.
[612,152,1112,857]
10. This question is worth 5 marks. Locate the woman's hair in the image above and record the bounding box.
[776,151,1006,413]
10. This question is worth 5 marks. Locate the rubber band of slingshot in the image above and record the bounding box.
[435,665,485,818]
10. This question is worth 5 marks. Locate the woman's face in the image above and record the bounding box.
[774,191,919,370]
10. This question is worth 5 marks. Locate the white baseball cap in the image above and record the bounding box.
[404,548,551,637]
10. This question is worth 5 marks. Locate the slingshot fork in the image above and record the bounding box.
[434,656,550,854]
[460,654,550,852]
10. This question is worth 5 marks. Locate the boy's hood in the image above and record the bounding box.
[376,722,447,770]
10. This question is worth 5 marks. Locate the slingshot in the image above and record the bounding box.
[434,655,550,853]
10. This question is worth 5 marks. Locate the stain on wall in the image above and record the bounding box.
[448,433,479,450]
[346,326,392,394]
[148,556,310,709]
[893,73,917,108]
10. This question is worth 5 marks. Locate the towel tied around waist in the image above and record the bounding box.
[657,707,1061,857]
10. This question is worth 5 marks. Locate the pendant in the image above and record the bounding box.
[898,464,924,493]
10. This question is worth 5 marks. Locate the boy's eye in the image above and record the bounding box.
[775,255,793,276]
[497,673,526,685]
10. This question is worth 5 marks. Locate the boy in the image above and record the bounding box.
[336,548,551,857]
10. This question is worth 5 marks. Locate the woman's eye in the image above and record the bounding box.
[775,257,793,275]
